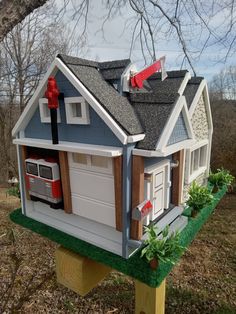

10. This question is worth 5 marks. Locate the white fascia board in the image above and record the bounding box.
[127,133,145,143]
[132,148,164,157]
[178,72,191,95]
[161,139,195,156]
[55,58,128,144]
[13,138,123,157]
[156,95,191,151]
[12,60,58,137]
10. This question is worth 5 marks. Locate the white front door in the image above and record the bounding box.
[144,160,171,222]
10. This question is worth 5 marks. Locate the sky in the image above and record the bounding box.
[60,0,236,82]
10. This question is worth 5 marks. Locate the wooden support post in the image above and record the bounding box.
[114,156,123,231]
[55,247,111,296]
[21,145,30,200]
[172,150,184,206]
[135,279,166,314]
[58,151,72,214]
[131,155,144,240]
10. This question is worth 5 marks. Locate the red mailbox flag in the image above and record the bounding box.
[130,56,167,89]
[45,77,60,109]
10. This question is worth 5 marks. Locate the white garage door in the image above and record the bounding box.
[68,152,116,227]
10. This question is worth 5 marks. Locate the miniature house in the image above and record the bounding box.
[12,54,213,258]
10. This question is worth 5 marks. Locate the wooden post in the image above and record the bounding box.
[135,279,166,314]
[58,151,72,213]
[114,156,123,231]
[55,247,111,296]
[131,155,144,240]
[172,150,184,206]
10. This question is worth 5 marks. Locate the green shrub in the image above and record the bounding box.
[209,168,235,188]
[186,181,213,212]
[7,183,21,199]
[141,225,184,265]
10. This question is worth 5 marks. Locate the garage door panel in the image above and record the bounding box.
[69,169,115,204]
[72,195,116,227]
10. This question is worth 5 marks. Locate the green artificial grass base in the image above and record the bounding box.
[10,186,227,288]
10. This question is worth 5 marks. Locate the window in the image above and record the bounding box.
[39,98,61,123]
[26,162,38,176]
[70,153,112,174]
[65,97,90,124]
[185,140,208,184]
[39,165,53,180]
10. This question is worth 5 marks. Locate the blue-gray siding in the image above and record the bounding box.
[24,71,122,147]
[167,112,189,146]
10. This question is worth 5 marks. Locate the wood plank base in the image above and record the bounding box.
[135,279,166,314]
[55,246,111,296]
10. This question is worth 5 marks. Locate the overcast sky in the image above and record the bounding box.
[61,0,235,82]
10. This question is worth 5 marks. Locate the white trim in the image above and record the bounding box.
[156,95,195,151]
[39,98,61,123]
[64,96,90,124]
[185,139,209,184]
[162,139,195,155]
[178,72,191,95]
[133,148,164,157]
[12,58,131,145]
[190,139,208,150]
[13,138,123,157]
[133,138,195,158]
[127,133,145,143]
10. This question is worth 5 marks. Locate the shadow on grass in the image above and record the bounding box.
[166,285,236,314]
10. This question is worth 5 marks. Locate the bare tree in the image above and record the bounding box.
[209,66,236,100]
[0,1,235,74]
[56,0,236,74]
[0,3,71,182]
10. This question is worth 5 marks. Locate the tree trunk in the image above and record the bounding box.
[0,0,48,42]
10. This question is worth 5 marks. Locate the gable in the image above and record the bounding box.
[167,111,189,146]
[24,70,123,147]
[156,95,195,154]
[12,57,144,145]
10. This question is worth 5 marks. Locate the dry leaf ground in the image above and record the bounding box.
[0,188,235,314]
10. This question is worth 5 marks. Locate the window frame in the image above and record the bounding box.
[64,97,90,125]
[39,98,61,123]
[69,152,113,175]
[185,139,208,184]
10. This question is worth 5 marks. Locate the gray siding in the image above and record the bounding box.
[24,71,122,147]
[167,112,188,146]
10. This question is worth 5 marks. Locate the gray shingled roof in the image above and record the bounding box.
[130,93,179,150]
[57,54,143,136]
[57,55,196,150]
[99,59,130,80]
[184,77,203,108]
[128,71,189,150]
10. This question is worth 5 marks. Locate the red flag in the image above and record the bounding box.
[130,56,167,89]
